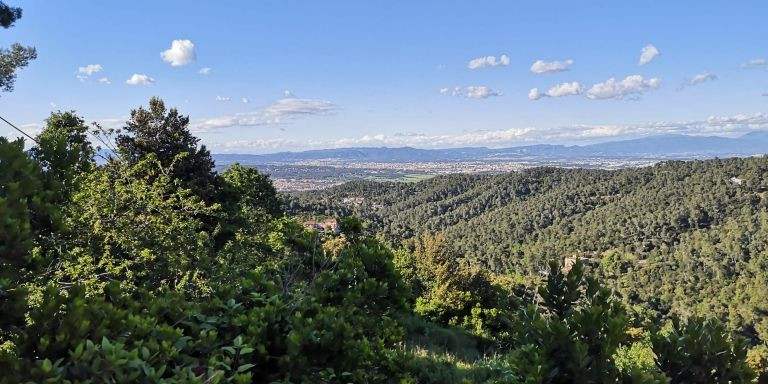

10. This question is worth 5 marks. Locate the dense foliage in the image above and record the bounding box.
[290,156,768,381]
[0,99,761,382]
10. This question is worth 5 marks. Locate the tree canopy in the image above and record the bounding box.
[0,1,35,94]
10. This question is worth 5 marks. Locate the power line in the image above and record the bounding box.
[0,114,40,145]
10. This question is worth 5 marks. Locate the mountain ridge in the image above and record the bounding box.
[214,131,768,164]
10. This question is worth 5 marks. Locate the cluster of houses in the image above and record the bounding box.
[342,197,365,205]
[302,218,341,234]
[342,196,384,210]
[730,176,768,195]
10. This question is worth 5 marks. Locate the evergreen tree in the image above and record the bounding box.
[0,137,57,272]
[221,163,282,219]
[0,1,35,94]
[116,97,221,202]
[29,111,95,200]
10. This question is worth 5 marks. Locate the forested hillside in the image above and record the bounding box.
[2,98,764,382]
[288,157,768,366]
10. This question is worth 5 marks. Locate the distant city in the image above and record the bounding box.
[214,132,768,191]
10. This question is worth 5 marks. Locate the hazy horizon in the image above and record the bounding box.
[210,129,765,155]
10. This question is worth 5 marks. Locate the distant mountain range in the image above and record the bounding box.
[214,132,768,165]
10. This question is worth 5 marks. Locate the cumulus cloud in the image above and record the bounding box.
[639,44,660,65]
[548,82,584,97]
[161,39,196,66]
[49,101,57,108]
[465,86,503,99]
[467,54,510,69]
[440,87,460,97]
[216,96,231,102]
[78,64,103,75]
[76,64,103,82]
[529,81,584,100]
[440,86,502,99]
[191,92,337,132]
[742,58,766,68]
[530,59,573,74]
[586,75,660,100]
[125,74,155,85]
[528,88,542,100]
[98,77,111,85]
[199,67,212,75]
[241,97,250,103]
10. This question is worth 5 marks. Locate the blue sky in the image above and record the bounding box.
[2,1,768,153]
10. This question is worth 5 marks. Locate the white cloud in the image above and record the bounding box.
[325,129,537,150]
[639,44,660,65]
[94,117,127,130]
[49,101,57,108]
[241,97,250,103]
[440,86,502,99]
[556,113,768,140]
[530,81,584,100]
[191,116,238,131]
[689,72,717,86]
[216,96,231,102]
[742,58,766,68]
[199,67,212,75]
[261,96,337,122]
[125,73,155,85]
[465,86,502,99]
[191,93,337,132]
[532,76,658,100]
[440,87,462,97]
[677,71,717,91]
[586,75,660,100]
[210,112,768,153]
[548,82,584,97]
[209,138,304,152]
[467,54,510,69]
[76,64,103,82]
[3,123,44,141]
[11,117,129,142]
[98,77,111,85]
[161,39,196,66]
[530,59,573,74]
[78,64,103,75]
